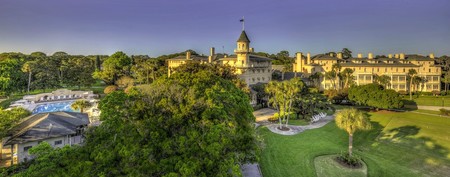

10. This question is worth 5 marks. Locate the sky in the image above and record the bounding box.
[1,0,449,57]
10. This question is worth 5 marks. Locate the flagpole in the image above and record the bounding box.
[242,16,245,31]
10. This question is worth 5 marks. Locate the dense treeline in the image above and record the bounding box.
[2,63,259,177]
[0,50,194,97]
[0,52,99,96]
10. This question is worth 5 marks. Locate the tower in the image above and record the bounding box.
[235,30,250,67]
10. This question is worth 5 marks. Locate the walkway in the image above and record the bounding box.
[266,115,335,135]
[417,105,450,111]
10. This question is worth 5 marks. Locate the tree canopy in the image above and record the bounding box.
[8,66,259,177]
[348,83,404,109]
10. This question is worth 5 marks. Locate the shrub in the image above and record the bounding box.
[337,151,362,167]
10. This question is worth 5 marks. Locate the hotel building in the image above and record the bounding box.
[293,52,441,92]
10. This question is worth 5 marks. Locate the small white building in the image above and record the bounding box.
[2,112,89,164]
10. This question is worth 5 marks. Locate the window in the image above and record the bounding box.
[433,76,439,82]
[433,85,438,90]
[55,140,62,145]
[429,69,431,72]
[24,146,32,152]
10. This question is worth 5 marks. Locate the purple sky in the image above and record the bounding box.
[1,0,449,57]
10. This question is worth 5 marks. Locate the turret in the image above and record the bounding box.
[235,30,251,67]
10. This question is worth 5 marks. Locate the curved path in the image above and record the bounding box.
[266,115,335,135]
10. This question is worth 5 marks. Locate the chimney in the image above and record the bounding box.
[296,52,303,72]
[394,54,399,59]
[210,47,215,57]
[337,52,343,59]
[209,47,215,63]
[388,54,393,58]
[357,53,363,58]
[186,51,191,60]
[400,53,405,59]
[368,52,373,59]
[307,52,311,64]
[429,53,435,59]
[249,48,254,53]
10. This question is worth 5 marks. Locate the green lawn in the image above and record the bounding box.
[403,95,450,107]
[259,111,450,177]
[288,119,309,126]
[314,155,367,177]
[412,109,442,115]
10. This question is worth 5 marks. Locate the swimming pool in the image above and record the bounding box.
[32,101,79,114]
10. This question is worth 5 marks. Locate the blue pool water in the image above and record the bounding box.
[32,101,79,114]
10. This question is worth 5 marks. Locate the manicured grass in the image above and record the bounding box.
[403,95,450,107]
[314,155,367,177]
[288,119,309,126]
[259,111,450,177]
[412,109,442,115]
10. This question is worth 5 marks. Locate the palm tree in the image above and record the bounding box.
[340,68,354,89]
[71,99,92,113]
[407,69,418,100]
[21,61,35,93]
[443,71,450,92]
[335,108,371,156]
[330,63,342,90]
[325,71,337,90]
[373,74,391,89]
[308,72,322,88]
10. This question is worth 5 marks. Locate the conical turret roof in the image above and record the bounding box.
[237,30,250,42]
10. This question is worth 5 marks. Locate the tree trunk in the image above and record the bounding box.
[349,133,353,157]
[147,70,150,84]
[409,79,413,100]
[282,72,285,80]
[345,77,349,89]
[27,71,31,93]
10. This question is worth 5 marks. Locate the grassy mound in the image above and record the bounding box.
[314,155,367,177]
